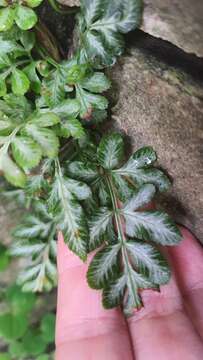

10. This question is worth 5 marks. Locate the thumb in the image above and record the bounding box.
[55,232,133,360]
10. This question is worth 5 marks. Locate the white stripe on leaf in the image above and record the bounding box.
[114,147,170,192]
[97,133,124,170]
[123,210,181,245]
[63,178,91,201]
[89,208,113,250]
[123,184,156,212]
[126,241,170,285]
[102,274,126,309]
[10,242,46,257]
[87,244,121,289]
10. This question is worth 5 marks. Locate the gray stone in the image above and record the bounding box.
[57,0,80,6]
[142,0,203,57]
[0,202,22,245]
[108,46,203,242]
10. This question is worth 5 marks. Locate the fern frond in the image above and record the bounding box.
[78,0,143,67]
[10,200,57,292]
[48,159,91,261]
[69,133,182,314]
[0,0,182,316]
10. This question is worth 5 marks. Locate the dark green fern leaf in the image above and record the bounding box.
[68,133,182,314]
[10,200,57,292]
[78,0,143,67]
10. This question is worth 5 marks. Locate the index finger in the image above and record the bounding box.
[126,227,203,359]
[168,227,203,338]
[55,232,134,360]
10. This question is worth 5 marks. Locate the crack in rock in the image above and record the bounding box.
[142,0,203,57]
[127,30,203,83]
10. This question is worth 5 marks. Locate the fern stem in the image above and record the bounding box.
[105,174,139,309]
[0,126,21,156]
[35,21,61,62]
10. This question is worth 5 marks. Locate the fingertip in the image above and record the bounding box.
[57,232,86,275]
[168,226,203,290]
[56,234,132,355]
[179,225,196,239]
[57,231,65,253]
[57,231,67,273]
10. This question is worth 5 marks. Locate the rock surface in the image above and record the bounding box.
[58,0,80,6]
[108,42,203,242]
[0,201,22,245]
[142,0,203,57]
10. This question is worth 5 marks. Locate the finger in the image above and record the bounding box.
[128,277,203,359]
[168,226,203,338]
[127,229,203,359]
[55,233,134,360]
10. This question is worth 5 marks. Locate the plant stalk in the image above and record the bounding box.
[105,173,140,309]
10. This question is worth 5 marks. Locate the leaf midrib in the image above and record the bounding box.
[105,174,139,308]
[55,159,81,243]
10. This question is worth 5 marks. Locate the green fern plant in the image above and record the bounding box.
[67,133,181,314]
[10,200,57,292]
[77,0,143,66]
[0,0,182,316]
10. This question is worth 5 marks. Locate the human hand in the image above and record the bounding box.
[55,227,203,359]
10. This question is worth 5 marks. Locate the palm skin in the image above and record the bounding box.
[56,227,203,359]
